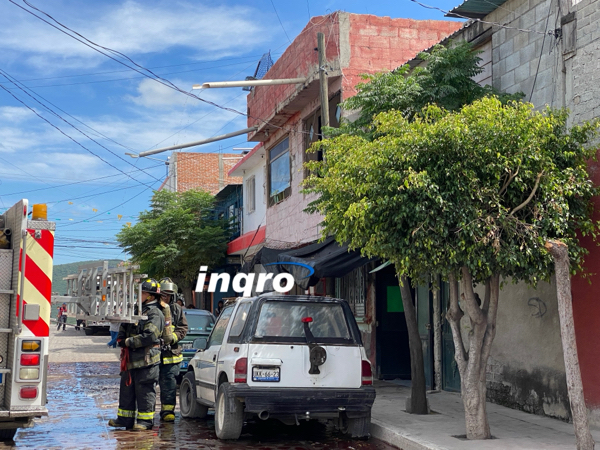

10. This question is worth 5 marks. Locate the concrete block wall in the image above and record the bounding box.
[488,0,559,106]
[176,153,242,195]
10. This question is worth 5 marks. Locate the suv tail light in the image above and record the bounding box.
[234,357,248,383]
[361,360,373,385]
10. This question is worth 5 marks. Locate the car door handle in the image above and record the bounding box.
[212,355,216,362]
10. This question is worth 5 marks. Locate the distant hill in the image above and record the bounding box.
[52,259,123,295]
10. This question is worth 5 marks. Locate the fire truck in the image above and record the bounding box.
[0,200,55,440]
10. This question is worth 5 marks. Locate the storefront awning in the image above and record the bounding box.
[250,236,376,290]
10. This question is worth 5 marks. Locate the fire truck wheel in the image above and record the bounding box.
[0,428,17,441]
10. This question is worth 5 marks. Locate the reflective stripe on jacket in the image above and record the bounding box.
[118,300,165,370]
[160,302,188,365]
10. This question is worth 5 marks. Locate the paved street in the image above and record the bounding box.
[0,327,396,450]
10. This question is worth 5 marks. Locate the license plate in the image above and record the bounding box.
[180,342,193,350]
[181,361,189,369]
[252,366,280,382]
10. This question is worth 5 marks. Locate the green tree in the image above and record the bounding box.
[335,41,522,138]
[321,40,523,416]
[117,189,230,304]
[305,97,599,439]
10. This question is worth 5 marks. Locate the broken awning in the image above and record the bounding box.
[255,236,376,290]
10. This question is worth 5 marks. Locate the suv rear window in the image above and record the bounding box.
[254,301,352,342]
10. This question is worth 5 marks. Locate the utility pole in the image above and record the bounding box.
[317,32,329,135]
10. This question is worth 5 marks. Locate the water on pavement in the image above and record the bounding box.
[1,362,397,450]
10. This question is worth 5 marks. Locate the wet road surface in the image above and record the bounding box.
[1,362,397,450]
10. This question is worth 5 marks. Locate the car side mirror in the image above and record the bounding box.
[193,337,208,351]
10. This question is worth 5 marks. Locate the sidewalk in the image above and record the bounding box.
[371,380,600,450]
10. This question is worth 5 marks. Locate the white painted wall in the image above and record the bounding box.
[241,160,267,235]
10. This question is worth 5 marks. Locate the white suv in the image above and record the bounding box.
[179,294,375,440]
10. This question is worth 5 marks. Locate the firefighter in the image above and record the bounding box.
[108,278,165,431]
[158,277,188,422]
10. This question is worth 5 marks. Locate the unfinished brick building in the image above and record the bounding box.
[245,11,462,244]
[162,152,242,195]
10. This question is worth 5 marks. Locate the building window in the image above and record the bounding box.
[246,176,256,214]
[304,92,341,178]
[335,266,366,319]
[268,137,291,206]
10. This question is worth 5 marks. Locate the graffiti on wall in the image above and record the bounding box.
[528,297,547,318]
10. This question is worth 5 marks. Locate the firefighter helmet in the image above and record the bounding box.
[159,277,178,295]
[141,278,160,294]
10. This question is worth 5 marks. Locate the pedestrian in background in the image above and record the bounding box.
[108,279,165,431]
[57,303,67,331]
[107,321,120,348]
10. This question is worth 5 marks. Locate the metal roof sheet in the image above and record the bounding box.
[447,0,508,19]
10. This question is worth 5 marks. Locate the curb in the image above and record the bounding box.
[371,418,444,450]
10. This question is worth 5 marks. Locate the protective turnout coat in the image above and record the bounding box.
[160,302,188,365]
[118,300,165,370]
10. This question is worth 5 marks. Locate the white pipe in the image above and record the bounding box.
[137,127,258,157]
[193,78,306,89]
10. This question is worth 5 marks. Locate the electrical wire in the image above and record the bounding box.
[270,0,292,44]
[0,54,275,85]
[528,0,554,102]
[3,59,273,90]
[0,69,160,185]
[408,0,558,37]
[8,0,326,140]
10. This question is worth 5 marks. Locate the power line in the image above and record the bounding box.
[408,0,558,37]
[270,0,292,44]
[9,0,323,140]
[3,59,273,90]
[0,54,275,85]
[58,180,161,227]
[0,70,160,187]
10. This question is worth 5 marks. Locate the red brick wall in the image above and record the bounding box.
[343,16,463,98]
[247,13,341,129]
[176,152,242,195]
[247,12,462,123]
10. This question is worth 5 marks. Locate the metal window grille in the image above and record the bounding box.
[335,266,366,318]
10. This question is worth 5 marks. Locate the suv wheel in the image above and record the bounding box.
[179,372,208,419]
[214,382,244,439]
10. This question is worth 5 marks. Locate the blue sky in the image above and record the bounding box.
[0,0,463,265]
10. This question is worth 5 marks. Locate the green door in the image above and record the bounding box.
[441,282,461,392]
[416,284,433,390]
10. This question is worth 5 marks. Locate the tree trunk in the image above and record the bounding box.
[446,270,499,439]
[545,240,595,450]
[398,274,428,414]
[432,278,442,391]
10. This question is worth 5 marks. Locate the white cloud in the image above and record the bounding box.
[0,1,270,71]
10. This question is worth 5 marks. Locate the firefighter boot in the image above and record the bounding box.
[107,418,132,429]
[132,422,153,431]
[161,405,176,422]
